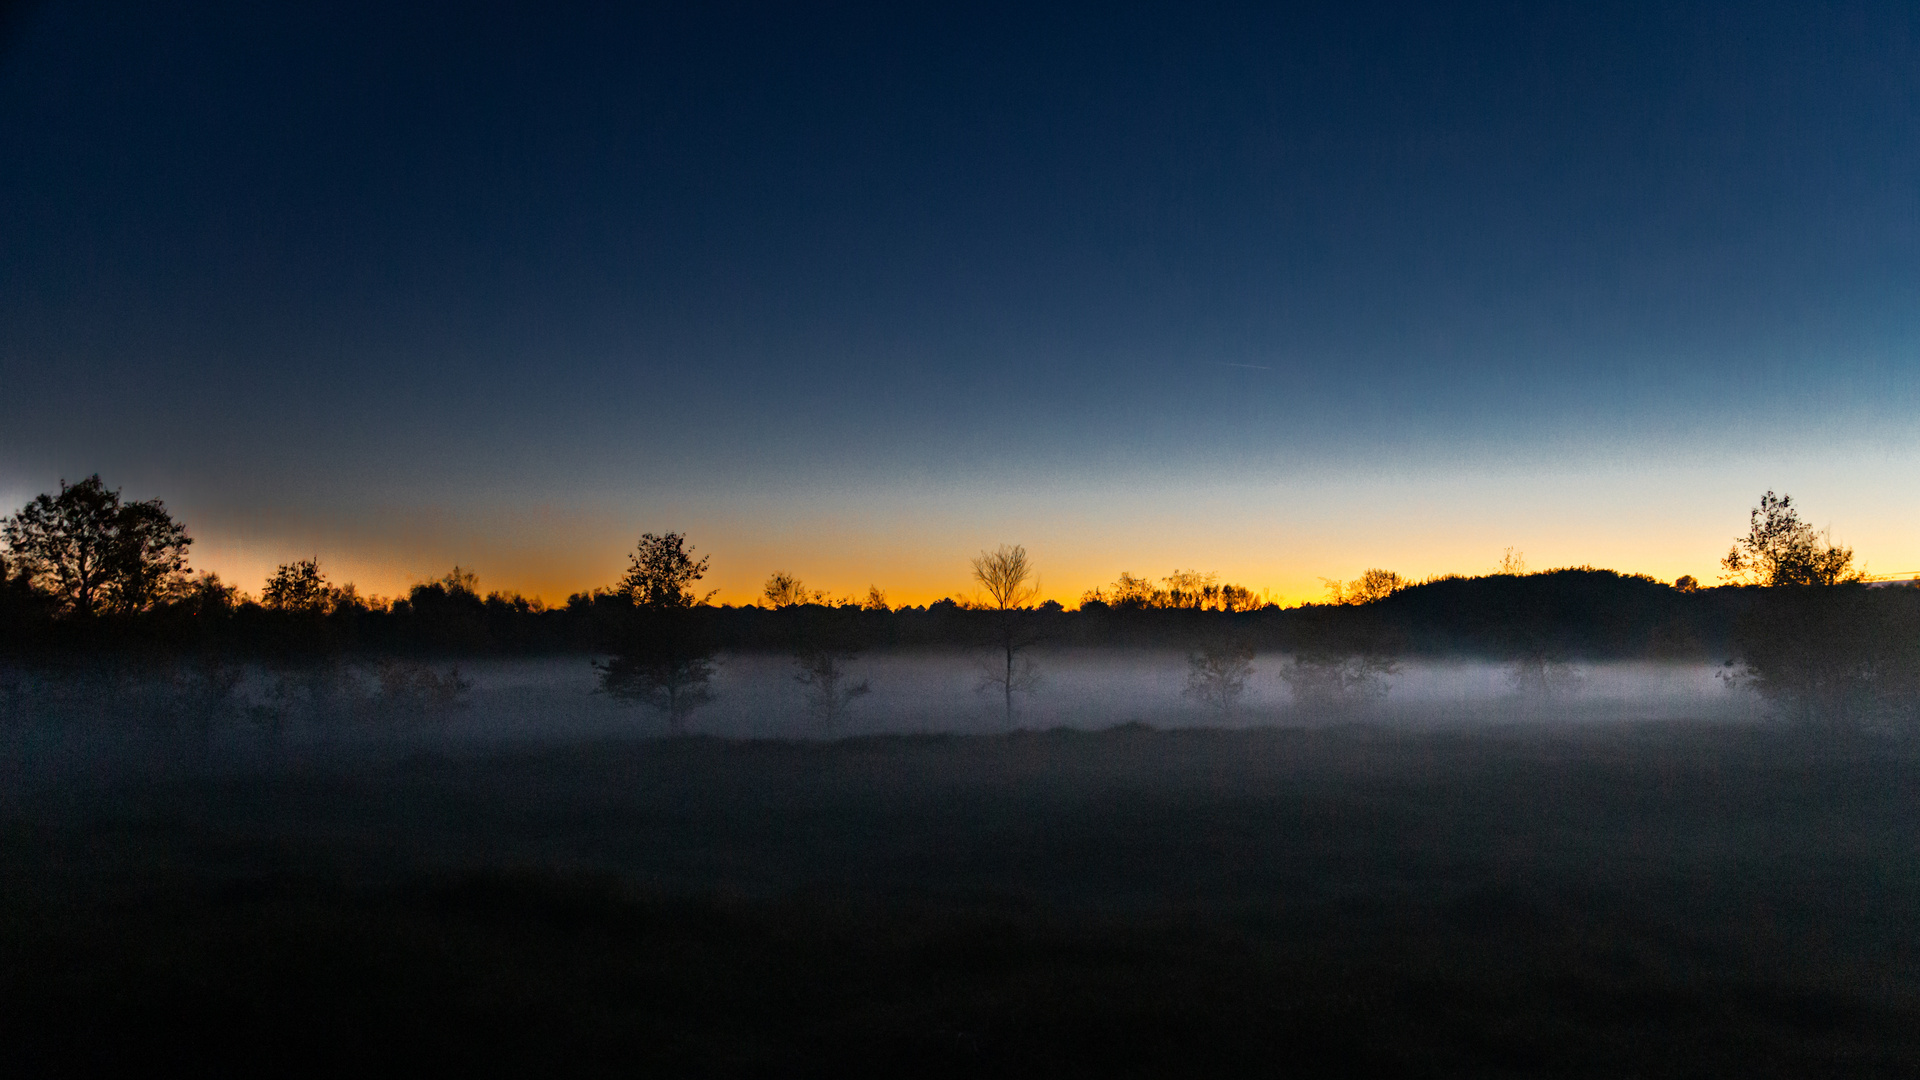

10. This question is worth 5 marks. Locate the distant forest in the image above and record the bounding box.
[2,474,1907,665]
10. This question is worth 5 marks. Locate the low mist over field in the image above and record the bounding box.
[2,649,1760,763]
[7,2,1920,1072]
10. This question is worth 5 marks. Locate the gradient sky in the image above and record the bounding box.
[2,1,1917,605]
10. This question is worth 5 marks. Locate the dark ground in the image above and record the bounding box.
[4,721,1919,1076]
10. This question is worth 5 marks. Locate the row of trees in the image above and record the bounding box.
[4,476,1912,734]
[599,538,1049,729]
[1078,570,1263,612]
[587,492,1912,736]
[0,478,1879,622]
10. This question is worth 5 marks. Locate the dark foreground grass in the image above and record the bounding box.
[4,721,1920,1076]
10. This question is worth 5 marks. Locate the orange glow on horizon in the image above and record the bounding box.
[154,442,1920,616]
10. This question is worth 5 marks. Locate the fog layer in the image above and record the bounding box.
[0,649,1765,788]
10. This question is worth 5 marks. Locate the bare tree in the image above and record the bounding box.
[1107,571,1162,609]
[972,543,1042,726]
[973,544,1039,610]
[1164,569,1218,609]
[763,571,823,608]
[1347,568,1407,604]
[1319,568,1407,606]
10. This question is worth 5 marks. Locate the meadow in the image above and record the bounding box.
[4,675,1917,1076]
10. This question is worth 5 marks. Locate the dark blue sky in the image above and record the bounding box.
[2,1,1916,600]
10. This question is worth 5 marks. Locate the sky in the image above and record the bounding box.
[1,1,1916,605]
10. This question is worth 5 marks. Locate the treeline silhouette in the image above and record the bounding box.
[7,476,1920,733]
[0,490,1745,662]
[0,561,1763,660]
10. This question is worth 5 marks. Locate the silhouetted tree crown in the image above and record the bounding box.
[1722,491,1861,587]
[620,533,712,609]
[1,474,191,616]
[263,559,333,613]
[1081,569,1261,611]
[1322,568,1409,606]
[972,544,1038,611]
[762,571,822,608]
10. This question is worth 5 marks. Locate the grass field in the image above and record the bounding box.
[5,720,1919,1076]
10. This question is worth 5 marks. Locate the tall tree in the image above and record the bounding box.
[1,475,191,615]
[598,532,718,732]
[971,543,1042,726]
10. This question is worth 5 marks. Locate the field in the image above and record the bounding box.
[5,718,1919,1076]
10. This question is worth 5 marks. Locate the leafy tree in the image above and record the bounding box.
[598,532,717,732]
[439,566,480,599]
[1216,583,1261,611]
[598,619,716,731]
[1722,491,1861,587]
[1281,651,1396,717]
[1728,585,1920,734]
[397,568,490,651]
[262,558,334,612]
[1,474,191,615]
[621,533,714,608]
[174,571,240,617]
[1185,636,1255,717]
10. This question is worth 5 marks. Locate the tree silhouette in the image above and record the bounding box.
[598,532,718,732]
[972,544,1042,726]
[1,474,191,616]
[1321,568,1408,606]
[621,533,714,608]
[762,571,822,608]
[1722,491,1861,587]
[1281,651,1396,717]
[1185,636,1255,717]
[788,605,871,732]
[263,559,334,613]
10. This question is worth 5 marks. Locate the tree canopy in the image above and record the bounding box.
[0,475,191,616]
[1722,491,1861,587]
[619,533,712,609]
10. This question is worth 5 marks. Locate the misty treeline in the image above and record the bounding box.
[2,477,1917,734]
